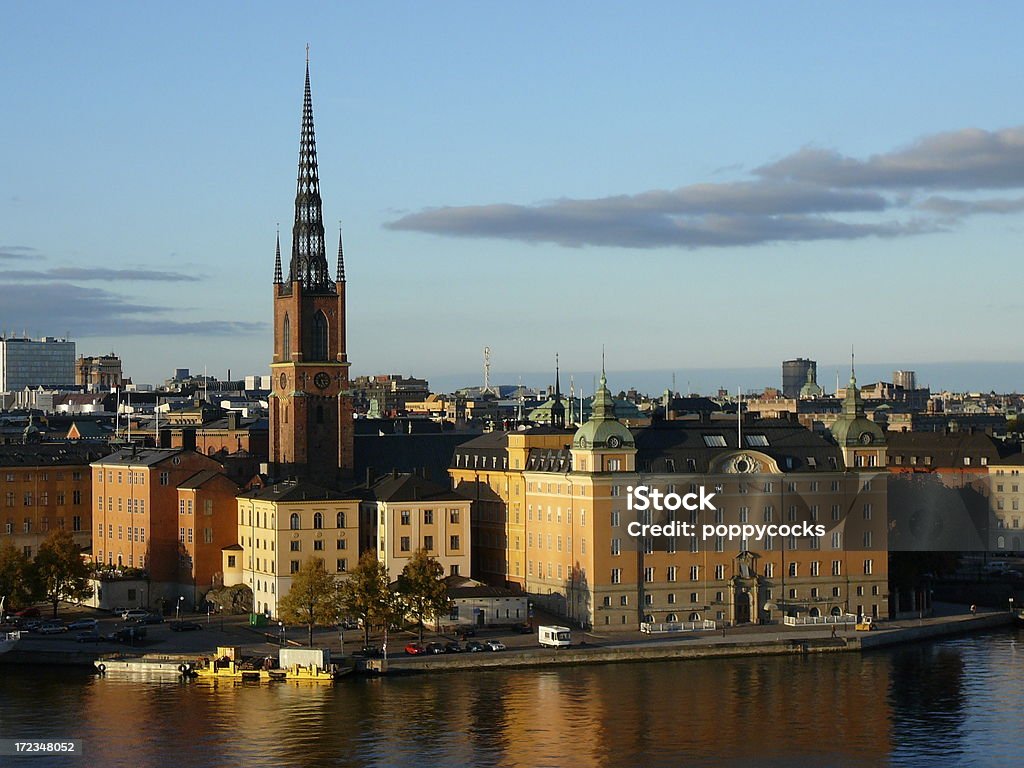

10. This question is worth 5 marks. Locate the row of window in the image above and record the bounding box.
[97,470,149,485]
[98,496,144,513]
[607,559,874,583]
[6,491,81,506]
[2,471,83,482]
[5,516,82,533]
[394,535,460,552]
[97,551,145,568]
[398,509,461,525]
[97,523,146,542]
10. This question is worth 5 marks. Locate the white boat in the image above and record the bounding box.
[0,630,22,655]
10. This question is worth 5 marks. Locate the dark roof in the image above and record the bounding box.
[236,479,358,502]
[364,472,464,503]
[0,442,112,467]
[67,421,111,438]
[92,447,191,467]
[178,469,238,491]
[356,431,482,486]
[886,431,1013,468]
[196,416,268,432]
[633,420,843,473]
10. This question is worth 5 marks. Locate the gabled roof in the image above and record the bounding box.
[364,472,464,503]
[178,469,239,491]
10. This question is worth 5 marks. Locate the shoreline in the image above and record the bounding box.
[0,611,1014,675]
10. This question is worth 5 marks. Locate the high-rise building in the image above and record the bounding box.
[892,370,917,390]
[268,58,354,487]
[782,358,815,399]
[0,336,76,392]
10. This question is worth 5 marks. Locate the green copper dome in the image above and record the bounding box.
[572,372,634,450]
[830,372,885,447]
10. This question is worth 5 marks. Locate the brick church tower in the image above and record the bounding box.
[268,57,354,486]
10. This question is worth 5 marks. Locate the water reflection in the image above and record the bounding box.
[1,631,1021,768]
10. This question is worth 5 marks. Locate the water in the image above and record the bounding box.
[2,630,1022,767]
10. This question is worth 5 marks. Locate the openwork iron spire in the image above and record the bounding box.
[336,226,346,282]
[273,227,283,284]
[289,55,332,292]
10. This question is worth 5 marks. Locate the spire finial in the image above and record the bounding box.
[601,345,606,379]
[290,52,329,291]
[273,225,283,284]
[555,353,561,396]
[850,345,856,384]
[336,223,346,282]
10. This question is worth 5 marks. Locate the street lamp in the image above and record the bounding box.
[279,621,284,647]
[1010,596,1016,616]
[219,604,225,632]
[176,596,184,621]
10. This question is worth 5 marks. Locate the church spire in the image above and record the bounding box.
[289,52,331,291]
[273,226,283,284]
[551,353,565,429]
[336,226,346,282]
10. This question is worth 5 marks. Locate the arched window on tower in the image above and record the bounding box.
[282,314,291,360]
[312,310,328,361]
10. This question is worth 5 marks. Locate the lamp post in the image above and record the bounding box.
[176,596,184,622]
[1010,596,1015,616]
[219,604,224,632]
[206,602,211,627]
[279,621,284,647]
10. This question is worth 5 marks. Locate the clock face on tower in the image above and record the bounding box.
[314,372,331,390]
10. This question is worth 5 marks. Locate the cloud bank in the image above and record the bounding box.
[0,283,264,336]
[0,267,200,282]
[386,126,1024,249]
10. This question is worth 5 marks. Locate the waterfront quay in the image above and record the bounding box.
[0,602,1011,675]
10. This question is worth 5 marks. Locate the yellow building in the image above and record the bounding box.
[232,480,360,617]
[451,369,890,630]
[989,454,1024,552]
[450,427,573,588]
[360,472,472,582]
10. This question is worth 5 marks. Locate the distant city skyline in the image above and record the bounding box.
[4,5,1024,386]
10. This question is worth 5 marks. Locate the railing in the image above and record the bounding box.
[640,620,717,634]
[783,614,857,626]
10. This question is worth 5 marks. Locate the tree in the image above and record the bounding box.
[397,549,451,643]
[0,539,34,609]
[33,530,93,618]
[339,550,391,648]
[277,557,342,647]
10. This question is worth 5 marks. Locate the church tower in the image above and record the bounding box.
[269,56,354,486]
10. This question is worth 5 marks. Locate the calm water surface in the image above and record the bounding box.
[1,629,1022,767]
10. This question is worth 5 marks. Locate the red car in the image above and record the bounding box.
[14,607,41,618]
[404,642,426,655]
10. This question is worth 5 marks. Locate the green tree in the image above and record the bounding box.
[277,557,342,647]
[397,548,451,643]
[0,539,34,609]
[339,550,391,648]
[33,530,93,618]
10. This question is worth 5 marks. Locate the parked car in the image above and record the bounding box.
[465,640,486,652]
[38,621,68,635]
[444,642,463,654]
[485,640,506,651]
[169,621,202,632]
[515,624,534,634]
[425,642,446,655]
[130,613,164,625]
[404,642,426,656]
[23,619,44,632]
[14,607,41,618]
[457,627,476,639]
[358,645,382,658]
[121,609,148,621]
[75,631,105,643]
[67,618,99,631]
[109,626,147,643]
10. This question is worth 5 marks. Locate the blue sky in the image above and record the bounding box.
[3,3,1024,391]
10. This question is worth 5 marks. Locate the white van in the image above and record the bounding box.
[538,625,572,648]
